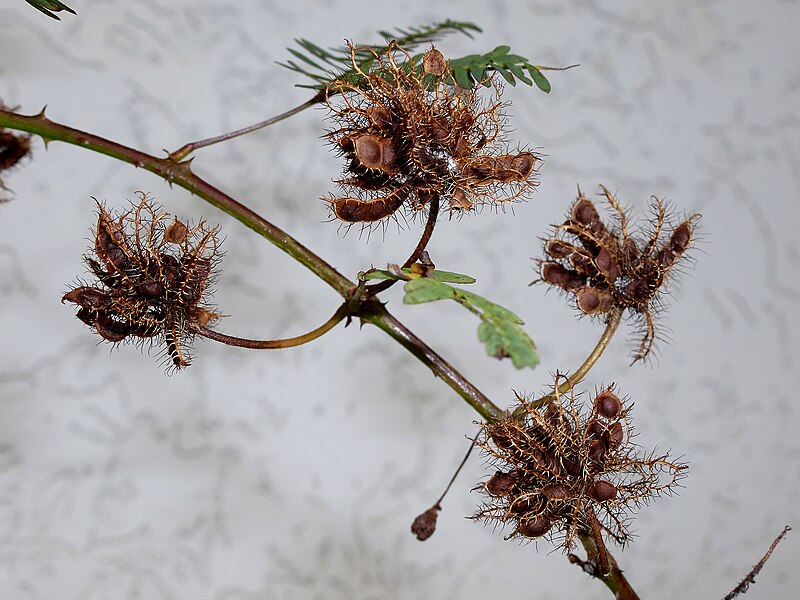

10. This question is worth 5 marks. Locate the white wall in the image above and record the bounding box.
[1,1,798,598]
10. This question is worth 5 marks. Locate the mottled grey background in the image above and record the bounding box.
[1,1,798,599]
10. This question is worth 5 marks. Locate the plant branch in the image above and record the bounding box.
[0,107,353,297]
[168,93,324,161]
[367,193,440,295]
[575,530,641,600]
[360,302,505,422]
[523,307,622,414]
[0,107,503,421]
[193,302,348,349]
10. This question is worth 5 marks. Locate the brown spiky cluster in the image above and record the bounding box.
[473,384,686,549]
[323,43,538,224]
[0,128,31,202]
[62,194,222,369]
[537,186,700,362]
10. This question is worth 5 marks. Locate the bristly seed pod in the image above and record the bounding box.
[62,193,222,369]
[536,185,700,362]
[324,41,539,224]
[473,382,686,549]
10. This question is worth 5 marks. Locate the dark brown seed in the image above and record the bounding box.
[587,480,617,502]
[577,286,614,315]
[594,390,623,419]
[541,262,585,291]
[605,421,624,448]
[354,134,383,169]
[511,152,537,178]
[518,516,553,538]
[541,483,570,501]
[670,221,693,255]
[546,239,574,259]
[136,280,164,298]
[588,440,606,464]
[572,198,599,226]
[485,472,517,497]
[594,247,620,281]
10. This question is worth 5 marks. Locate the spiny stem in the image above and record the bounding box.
[193,303,348,349]
[367,193,440,295]
[168,93,324,162]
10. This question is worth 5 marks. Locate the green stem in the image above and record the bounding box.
[361,302,505,422]
[168,93,324,161]
[525,307,621,413]
[193,302,348,349]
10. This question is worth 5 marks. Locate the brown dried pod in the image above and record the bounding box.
[587,480,617,502]
[474,384,686,550]
[518,516,553,539]
[541,262,585,291]
[485,471,518,497]
[594,390,623,419]
[536,186,700,361]
[576,286,614,315]
[63,194,222,369]
[324,42,538,224]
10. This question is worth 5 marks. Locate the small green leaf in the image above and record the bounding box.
[402,279,539,369]
[453,66,474,90]
[528,66,551,93]
[404,278,457,303]
[427,270,476,284]
[508,63,533,86]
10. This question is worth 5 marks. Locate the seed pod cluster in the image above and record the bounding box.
[473,384,686,550]
[62,194,222,369]
[537,186,700,362]
[324,42,538,224]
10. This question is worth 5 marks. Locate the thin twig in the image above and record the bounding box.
[168,93,324,162]
[723,526,791,600]
[367,193,440,295]
[193,303,348,349]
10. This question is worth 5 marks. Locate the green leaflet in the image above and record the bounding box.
[24,0,76,20]
[359,268,476,284]
[403,278,539,369]
[279,20,559,94]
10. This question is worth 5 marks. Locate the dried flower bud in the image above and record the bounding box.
[411,505,440,541]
